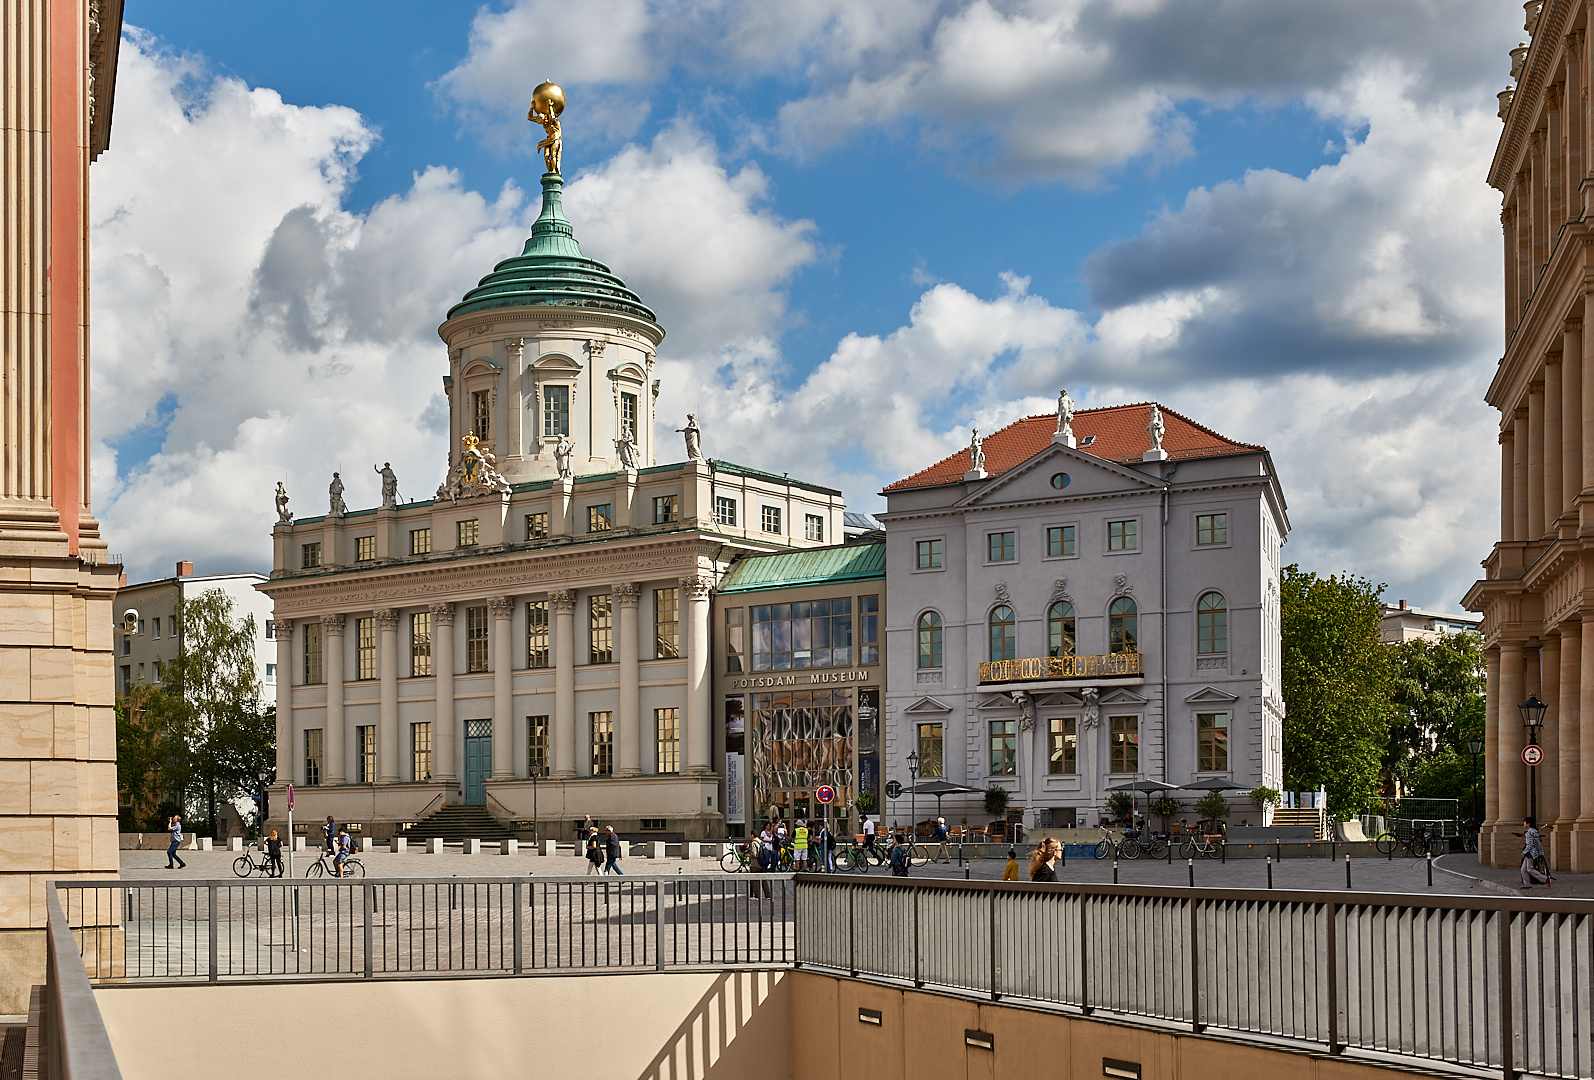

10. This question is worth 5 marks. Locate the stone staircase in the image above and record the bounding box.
[1270,806,1326,839]
[396,804,515,843]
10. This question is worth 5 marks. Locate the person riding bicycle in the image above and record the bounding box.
[333,829,353,878]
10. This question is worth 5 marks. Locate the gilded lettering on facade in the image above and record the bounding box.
[978,653,1143,683]
[729,669,874,690]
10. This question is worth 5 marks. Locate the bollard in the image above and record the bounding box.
[1187,858,1194,888]
[1266,856,1273,889]
[427,837,444,854]
[293,836,306,851]
[197,837,213,851]
[965,866,971,880]
[500,839,518,856]
[1113,859,1119,885]
[229,837,244,852]
[1220,839,1226,864]
[542,840,558,858]
[1426,852,1433,887]
[1276,840,1282,863]
[463,838,481,855]
[361,836,374,852]
[1387,839,1392,862]
[685,842,702,861]
[390,837,407,854]
[648,842,666,860]
[1345,853,1351,889]
[1166,841,1172,866]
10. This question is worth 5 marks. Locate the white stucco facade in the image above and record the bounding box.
[114,566,274,696]
[879,405,1288,831]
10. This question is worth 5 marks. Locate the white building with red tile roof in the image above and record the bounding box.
[880,401,1289,832]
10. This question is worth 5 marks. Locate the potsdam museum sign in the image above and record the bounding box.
[729,668,875,690]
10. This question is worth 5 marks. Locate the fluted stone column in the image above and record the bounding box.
[1483,646,1500,865]
[1528,382,1546,537]
[376,609,400,783]
[615,583,642,776]
[1496,643,1527,864]
[1541,635,1561,842]
[275,619,294,785]
[1513,408,1530,540]
[1545,358,1564,527]
[431,604,457,794]
[323,614,347,785]
[1577,621,1594,871]
[551,590,577,778]
[1501,430,1516,542]
[1557,621,1581,869]
[1564,320,1583,509]
[491,596,515,780]
[681,575,714,775]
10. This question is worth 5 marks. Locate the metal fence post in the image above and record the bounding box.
[1189,897,1202,1033]
[513,881,524,975]
[1079,894,1091,1015]
[912,888,922,988]
[848,884,857,978]
[1325,901,1339,1055]
[1500,911,1514,1080]
[655,880,666,972]
[207,885,218,982]
[363,883,375,978]
[989,887,999,1001]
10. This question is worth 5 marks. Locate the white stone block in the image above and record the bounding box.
[390,837,407,854]
[685,842,703,860]
[463,838,481,855]
[427,837,444,854]
[500,839,517,855]
[293,836,306,851]
[360,836,374,852]
[197,837,213,851]
[541,840,557,857]
[228,837,244,852]
[648,842,666,860]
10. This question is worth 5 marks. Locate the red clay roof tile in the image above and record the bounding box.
[883,403,1261,492]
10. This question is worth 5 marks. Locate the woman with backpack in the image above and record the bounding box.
[888,834,910,877]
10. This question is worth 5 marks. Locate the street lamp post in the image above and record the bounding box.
[1519,695,1547,825]
[1465,735,1484,831]
[907,751,919,844]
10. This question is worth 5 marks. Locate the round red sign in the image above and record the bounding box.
[1523,744,1544,766]
[815,785,836,804]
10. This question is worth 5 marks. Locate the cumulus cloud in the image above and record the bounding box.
[438,0,1520,180]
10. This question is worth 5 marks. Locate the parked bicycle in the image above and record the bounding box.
[1094,826,1136,860]
[720,842,754,873]
[1374,822,1439,858]
[231,841,281,878]
[305,850,365,878]
[833,844,870,873]
[1179,833,1224,860]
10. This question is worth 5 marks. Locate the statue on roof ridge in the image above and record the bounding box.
[1147,404,1165,453]
[1056,389,1075,438]
[968,428,986,473]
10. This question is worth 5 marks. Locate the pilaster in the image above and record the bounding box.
[275,618,294,785]
[615,583,642,776]
[1563,320,1584,514]
[551,589,577,778]
[1529,381,1546,537]
[431,603,458,793]
[490,596,515,780]
[376,609,400,783]
[1555,620,1580,869]
[681,575,714,775]
[322,613,347,785]
[1545,356,1564,527]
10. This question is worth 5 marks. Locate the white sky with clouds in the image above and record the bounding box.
[91,1,1522,610]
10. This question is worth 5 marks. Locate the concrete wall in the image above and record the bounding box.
[96,970,790,1080]
[788,972,1437,1080]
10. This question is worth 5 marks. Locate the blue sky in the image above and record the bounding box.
[93,1,1521,608]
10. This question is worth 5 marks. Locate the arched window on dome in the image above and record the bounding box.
[918,611,943,669]
[989,605,1016,663]
[1198,592,1227,655]
[1048,602,1076,658]
[1109,597,1138,655]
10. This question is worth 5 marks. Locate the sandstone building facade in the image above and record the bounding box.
[1465,0,1594,870]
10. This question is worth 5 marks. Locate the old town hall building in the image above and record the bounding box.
[260,164,842,840]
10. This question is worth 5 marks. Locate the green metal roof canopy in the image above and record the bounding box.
[447,172,657,323]
[718,541,885,594]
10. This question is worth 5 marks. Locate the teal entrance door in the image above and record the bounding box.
[464,720,492,805]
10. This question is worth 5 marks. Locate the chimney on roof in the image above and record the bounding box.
[176,561,194,578]
[1399,599,1407,610]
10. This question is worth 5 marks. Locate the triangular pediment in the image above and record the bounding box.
[1099,687,1149,706]
[1035,691,1080,707]
[976,694,1020,710]
[957,442,1163,508]
[904,696,953,714]
[1184,685,1240,704]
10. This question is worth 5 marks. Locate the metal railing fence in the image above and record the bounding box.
[43,888,124,1080]
[57,875,794,983]
[794,876,1594,1080]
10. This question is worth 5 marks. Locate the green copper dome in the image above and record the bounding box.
[447,173,658,323]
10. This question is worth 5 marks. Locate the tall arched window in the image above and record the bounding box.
[988,605,1016,662]
[1048,602,1076,658]
[917,611,943,669]
[1109,597,1138,654]
[1198,592,1227,654]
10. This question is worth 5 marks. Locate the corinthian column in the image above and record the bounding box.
[1528,382,1545,537]
[431,604,457,793]
[681,575,714,774]
[1483,645,1500,864]
[275,619,294,786]
[323,614,347,785]
[615,583,642,776]
[1496,643,1527,864]
[376,609,400,783]
[551,590,577,778]
[490,596,515,780]
[1514,408,1530,540]
[1557,621,1581,869]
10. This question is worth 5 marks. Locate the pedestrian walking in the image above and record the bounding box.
[1521,816,1553,889]
[165,814,186,870]
[1029,838,1061,882]
[585,828,603,875]
[932,817,950,863]
[1002,848,1019,881]
[793,820,810,871]
[862,814,878,863]
[888,834,910,877]
[603,826,625,875]
[264,829,285,877]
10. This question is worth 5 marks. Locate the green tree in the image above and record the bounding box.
[1386,632,1485,797]
[1280,565,1394,820]
[1194,791,1232,826]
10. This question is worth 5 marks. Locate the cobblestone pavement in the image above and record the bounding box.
[119,846,1594,897]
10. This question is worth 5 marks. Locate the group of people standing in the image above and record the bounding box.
[754,818,842,872]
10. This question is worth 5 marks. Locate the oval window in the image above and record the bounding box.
[1050,473,1070,489]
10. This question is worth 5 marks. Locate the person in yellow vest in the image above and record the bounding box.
[793,820,810,871]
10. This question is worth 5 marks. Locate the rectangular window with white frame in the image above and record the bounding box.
[457,519,479,547]
[411,722,432,781]
[621,392,638,439]
[301,542,322,569]
[989,719,1016,775]
[411,612,431,677]
[304,729,323,787]
[1110,715,1139,773]
[655,708,679,773]
[761,505,782,533]
[653,495,678,524]
[589,594,613,664]
[714,496,737,526]
[356,617,376,680]
[591,711,613,775]
[471,389,491,443]
[303,621,323,685]
[804,514,824,542]
[654,588,679,659]
[527,715,549,777]
[527,601,550,668]
[356,725,376,784]
[466,606,489,672]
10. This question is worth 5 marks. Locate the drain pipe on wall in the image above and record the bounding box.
[1160,460,1178,786]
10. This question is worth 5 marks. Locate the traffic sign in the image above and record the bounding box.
[287,784,294,810]
[1523,744,1544,766]
[815,785,836,805]
[885,780,903,800]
